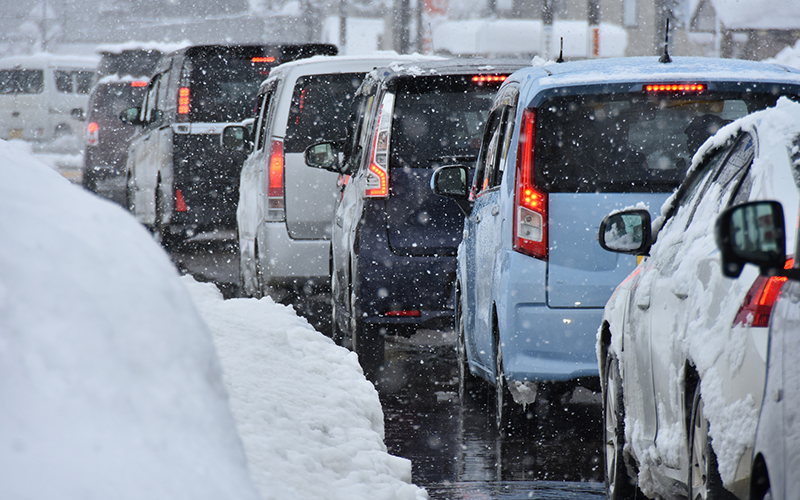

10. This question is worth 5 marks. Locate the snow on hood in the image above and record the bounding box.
[0,141,260,499]
[626,98,800,492]
[185,278,428,500]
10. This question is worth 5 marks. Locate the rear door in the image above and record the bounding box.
[283,72,364,240]
[384,75,498,258]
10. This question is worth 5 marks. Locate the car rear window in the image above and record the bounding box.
[0,69,43,94]
[284,73,364,154]
[390,76,499,168]
[90,84,147,121]
[187,50,277,123]
[534,91,782,193]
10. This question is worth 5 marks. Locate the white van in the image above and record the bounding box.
[0,53,98,146]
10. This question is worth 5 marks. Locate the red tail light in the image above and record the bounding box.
[384,310,421,317]
[130,80,148,87]
[175,189,187,212]
[734,258,794,327]
[644,83,706,93]
[178,87,190,115]
[267,139,285,221]
[364,94,394,198]
[513,108,547,260]
[86,121,99,146]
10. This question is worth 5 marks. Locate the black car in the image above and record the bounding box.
[122,43,337,247]
[306,59,526,377]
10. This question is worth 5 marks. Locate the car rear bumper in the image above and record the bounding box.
[258,223,330,288]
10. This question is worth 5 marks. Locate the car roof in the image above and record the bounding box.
[0,53,100,69]
[509,56,800,97]
[368,58,530,82]
[258,53,444,91]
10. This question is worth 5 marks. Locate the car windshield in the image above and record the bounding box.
[284,72,364,154]
[188,51,277,123]
[390,75,499,168]
[534,91,782,193]
[0,69,44,94]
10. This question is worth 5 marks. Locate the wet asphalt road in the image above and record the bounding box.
[173,241,606,500]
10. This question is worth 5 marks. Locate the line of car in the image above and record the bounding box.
[76,43,800,500]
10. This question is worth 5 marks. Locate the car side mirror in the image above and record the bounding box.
[119,107,142,126]
[431,165,472,216]
[598,209,652,255]
[304,141,342,173]
[221,125,252,153]
[715,200,795,279]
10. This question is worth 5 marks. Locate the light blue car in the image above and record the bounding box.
[432,56,800,432]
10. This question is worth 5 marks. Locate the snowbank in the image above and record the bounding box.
[186,277,428,500]
[0,140,260,499]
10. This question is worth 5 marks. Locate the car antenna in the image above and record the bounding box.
[659,18,672,63]
[556,37,564,63]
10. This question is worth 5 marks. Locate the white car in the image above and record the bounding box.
[597,97,800,500]
[233,54,438,301]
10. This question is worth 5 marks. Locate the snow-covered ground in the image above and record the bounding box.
[0,139,427,499]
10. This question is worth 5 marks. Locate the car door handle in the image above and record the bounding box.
[673,291,689,299]
[475,214,481,223]
[491,206,499,216]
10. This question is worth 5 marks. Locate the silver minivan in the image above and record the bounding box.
[233,54,437,301]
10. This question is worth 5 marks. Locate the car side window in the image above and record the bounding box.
[473,110,503,196]
[142,74,161,126]
[255,81,277,152]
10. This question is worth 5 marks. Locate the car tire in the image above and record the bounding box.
[689,384,730,500]
[493,325,515,433]
[456,289,481,403]
[153,182,178,251]
[604,355,638,500]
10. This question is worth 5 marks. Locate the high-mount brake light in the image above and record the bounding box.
[734,257,794,327]
[471,75,507,83]
[365,94,394,198]
[178,87,190,115]
[267,139,286,220]
[251,56,276,63]
[130,80,148,87]
[513,108,547,260]
[86,121,99,146]
[644,83,706,93]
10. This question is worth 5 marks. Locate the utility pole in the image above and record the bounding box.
[588,0,600,58]
[340,0,347,53]
[395,0,411,54]
[542,0,554,59]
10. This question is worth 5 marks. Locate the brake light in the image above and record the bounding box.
[252,56,276,63]
[175,189,187,212]
[513,109,547,260]
[644,83,706,93]
[178,87,190,115]
[130,80,148,87]
[86,121,98,146]
[471,75,507,83]
[267,139,285,220]
[364,94,394,198]
[384,310,421,317]
[734,258,794,327]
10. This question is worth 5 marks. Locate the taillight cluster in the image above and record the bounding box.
[86,121,99,146]
[513,109,547,260]
[735,258,794,327]
[266,139,286,221]
[177,87,190,116]
[364,94,394,198]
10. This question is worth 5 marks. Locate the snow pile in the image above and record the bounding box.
[766,39,800,70]
[186,278,428,500]
[0,140,260,499]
